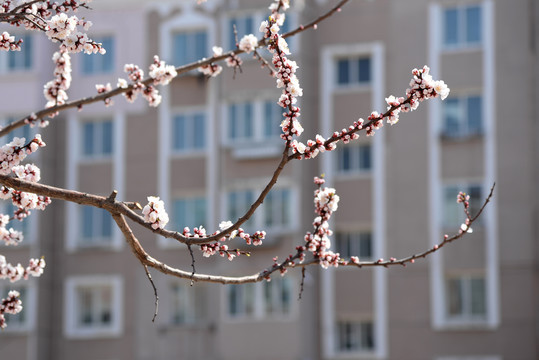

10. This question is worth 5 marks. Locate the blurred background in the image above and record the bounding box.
[0,0,536,359]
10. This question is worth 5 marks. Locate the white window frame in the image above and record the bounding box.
[171,107,207,156]
[224,276,295,322]
[167,282,206,326]
[80,34,115,75]
[335,55,372,89]
[77,205,116,249]
[222,97,284,158]
[441,94,483,139]
[160,7,215,73]
[335,230,373,260]
[442,3,483,51]
[64,275,123,339]
[444,272,488,326]
[334,319,375,355]
[79,118,114,161]
[335,143,373,177]
[0,281,36,333]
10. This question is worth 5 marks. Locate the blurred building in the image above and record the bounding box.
[0,0,537,359]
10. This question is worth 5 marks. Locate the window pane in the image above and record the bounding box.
[82,206,94,239]
[194,197,206,228]
[173,115,186,150]
[100,37,114,73]
[470,277,486,315]
[193,113,205,149]
[357,58,371,83]
[83,122,95,155]
[443,8,459,45]
[443,186,460,227]
[173,33,187,65]
[101,209,112,238]
[244,103,253,138]
[360,232,372,258]
[443,98,461,137]
[23,34,32,69]
[339,147,350,171]
[102,121,113,155]
[194,32,207,62]
[467,96,482,135]
[447,278,463,316]
[337,59,349,85]
[264,101,281,138]
[174,200,187,229]
[466,6,482,44]
[360,145,371,170]
[229,105,237,139]
[228,285,239,315]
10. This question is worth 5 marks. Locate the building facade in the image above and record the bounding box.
[0,0,537,359]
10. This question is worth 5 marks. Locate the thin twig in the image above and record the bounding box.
[143,265,159,322]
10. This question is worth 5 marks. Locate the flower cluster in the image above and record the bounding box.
[0,31,21,51]
[0,214,23,246]
[149,55,177,85]
[118,64,163,107]
[302,177,341,269]
[0,290,22,329]
[45,12,103,54]
[0,255,46,283]
[197,220,266,260]
[142,196,169,230]
[96,82,113,106]
[238,34,258,53]
[259,5,303,142]
[0,135,45,176]
[198,46,225,77]
[43,51,72,108]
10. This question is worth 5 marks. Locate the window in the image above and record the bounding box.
[227,277,292,319]
[79,206,113,247]
[443,5,482,48]
[81,36,114,74]
[65,276,122,338]
[172,112,205,152]
[228,15,255,50]
[335,231,372,259]
[0,283,33,331]
[172,197,207,231]
[170,283,205,325]
[264,188,291,228]
[226,99,282,145]
[81,119,113,158]
[6,33,33,71]
[228,283,255,318]
[227,187,294,233]
[442,184,482,228]
[228,101,254,141]
[172,30,208,66]
[336,57,371,86]
[336,321,374,352]
[336,144,372,174]
[263,276,292,316]
[442,95,482,138]
[446,275,486,322]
